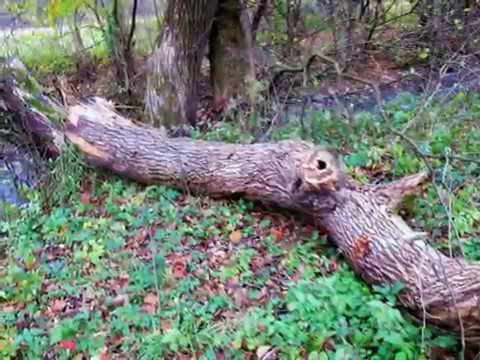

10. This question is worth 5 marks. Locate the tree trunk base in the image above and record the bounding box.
[145,1,218,127]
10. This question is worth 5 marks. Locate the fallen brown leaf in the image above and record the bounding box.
[270,228,284,241]
[80,191,91,205]
[1,304,17,313]
[142,293,159,314]
[111,274,130,291]
[160,319,172,332]
[51,299,67,313]
[100,351,111,360]
[171,257,188,279]
[231,287,249,308]
[229,230,243,243]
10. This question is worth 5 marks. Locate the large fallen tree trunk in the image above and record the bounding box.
[1,66,480,339]
[66,100,480,338]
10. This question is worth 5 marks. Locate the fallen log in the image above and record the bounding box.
[1,64,480,339]
[66,99,480,338]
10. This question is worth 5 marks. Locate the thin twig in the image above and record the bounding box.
[126,0,138,54]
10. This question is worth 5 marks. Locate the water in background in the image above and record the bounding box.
[0,152,36,215]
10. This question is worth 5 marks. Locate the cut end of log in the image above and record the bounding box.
[68,97,133,129]
[64,131,111,162]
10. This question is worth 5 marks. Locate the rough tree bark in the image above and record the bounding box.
[2,65,480,338]
[285,0,302,52]
[209,0,256,107]
[145,0,255,126]
[145,0,218,128]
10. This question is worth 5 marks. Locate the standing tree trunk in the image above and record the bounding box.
[251,0,269,43]
[109,0,138,92]
[70,9,95,81]
[345,0,356,61]
[209,0,256,109]
[145,0,218,128]
[285,0,302,55]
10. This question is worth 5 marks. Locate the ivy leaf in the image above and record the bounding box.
[345,152,369,167]
[432,335,457,348]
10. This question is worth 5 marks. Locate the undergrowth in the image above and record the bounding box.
[0,17,157,76]
[1,93,480,359]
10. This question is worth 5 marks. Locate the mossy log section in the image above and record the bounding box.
[0,59,65,156]
[1,68,480,337]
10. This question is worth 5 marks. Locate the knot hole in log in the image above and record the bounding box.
[295,146,346,193]
[316,159,327,170]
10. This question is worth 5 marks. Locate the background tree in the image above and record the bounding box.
[105,0,138,91]
[145,0,255,128]
[45,0,139,89]
[210,0,255,109]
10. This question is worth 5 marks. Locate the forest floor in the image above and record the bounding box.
[2,86,480,358]
[1,23,480,359]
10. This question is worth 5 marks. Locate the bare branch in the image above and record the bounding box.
[126,0,138,54]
